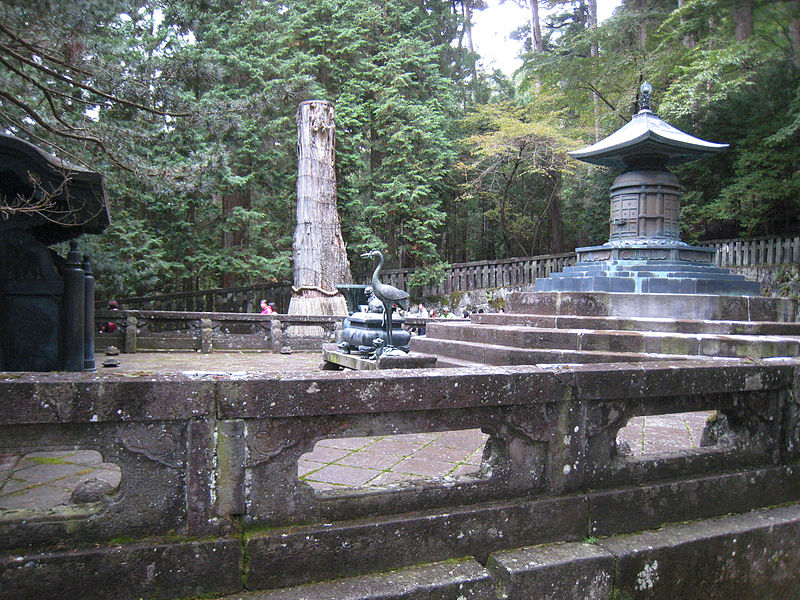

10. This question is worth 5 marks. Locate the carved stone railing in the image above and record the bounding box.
[94,309,345,353]
[1,360,799,599]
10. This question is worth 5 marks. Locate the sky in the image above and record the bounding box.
[472,0,623,74]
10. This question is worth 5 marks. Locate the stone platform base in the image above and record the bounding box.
[535,259,762,296]
[322,344,437,370]
[506,291,798,321]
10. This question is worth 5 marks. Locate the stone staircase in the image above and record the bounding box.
[211,503,800,599]
[412,291,800,367]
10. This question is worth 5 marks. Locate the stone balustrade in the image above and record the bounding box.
[1,360,799,599]
[95,309,345,353]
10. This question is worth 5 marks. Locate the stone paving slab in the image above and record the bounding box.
[1,351,712,512]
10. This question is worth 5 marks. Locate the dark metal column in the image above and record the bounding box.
[83,255,96,372]
[62,241,85,372]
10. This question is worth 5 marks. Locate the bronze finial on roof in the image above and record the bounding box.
[567,82,728,171]
[639,81,653,112]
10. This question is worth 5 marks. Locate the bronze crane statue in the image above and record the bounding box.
[360,250,409,349]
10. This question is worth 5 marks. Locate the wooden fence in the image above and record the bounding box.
[368,252,577,297]
[369,236,800,295]
[111,236,798,310]
[702,236,800,268]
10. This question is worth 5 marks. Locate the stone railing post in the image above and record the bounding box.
[200,318,213,353]
[270,319,284,353]
[124,315,137,353]
[215,419,246,517]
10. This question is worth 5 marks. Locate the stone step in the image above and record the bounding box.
[421,322,800,359]
[427,352,487,368]
[209,503,800,599]
[411,337,695,365]
[471,313,800,336]
[505,291,798,322]
[488,503,800,600]
[231,558,497,599]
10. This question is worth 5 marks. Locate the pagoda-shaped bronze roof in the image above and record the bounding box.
[569,84,728,170]
[0,133,110,245]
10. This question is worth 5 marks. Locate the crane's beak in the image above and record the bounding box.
[360,251,373,258]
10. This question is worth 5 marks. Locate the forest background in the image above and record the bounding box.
[2,0,799,299]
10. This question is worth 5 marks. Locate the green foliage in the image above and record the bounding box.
[515,0,800,244]
[4,0,800,300]
[454,100,580,257]
[78,212,178,299]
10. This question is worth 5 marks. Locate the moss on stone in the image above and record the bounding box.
[488,296,506,311]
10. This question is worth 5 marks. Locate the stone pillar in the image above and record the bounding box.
[334,318,344,343]
[62,241,85,372]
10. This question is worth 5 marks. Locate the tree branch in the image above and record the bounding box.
[0,37,191,118]
[0,104,133,172]
[578,82,628,123]
[0,55,95,133]
[0,22,95,79]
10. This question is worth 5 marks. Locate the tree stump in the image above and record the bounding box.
[287,100,351,335]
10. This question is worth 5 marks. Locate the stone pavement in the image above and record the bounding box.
[0,351,711,512]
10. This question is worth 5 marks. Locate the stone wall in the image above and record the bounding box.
[1,360,799,598]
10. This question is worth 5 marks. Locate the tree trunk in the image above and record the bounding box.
[462,0,479,103]
[678,0,697,49]
[463,0,475,54]
[588,0,601,142]
[790,1,800,67]
[732,0,754,41]
[221,188,250,288]
[288,100,350,322]
[630,0,647,50]
[547,173,565,254]
[530,0,543,53]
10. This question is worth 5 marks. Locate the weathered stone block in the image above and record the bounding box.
[487,542,614,600]
[251,558,497,600]
[599,504,800,600]
[0,373,215,425]
[244,496,586,590]
[216,367,573,419]
[587,466,800,538]
[0,539,242,600]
